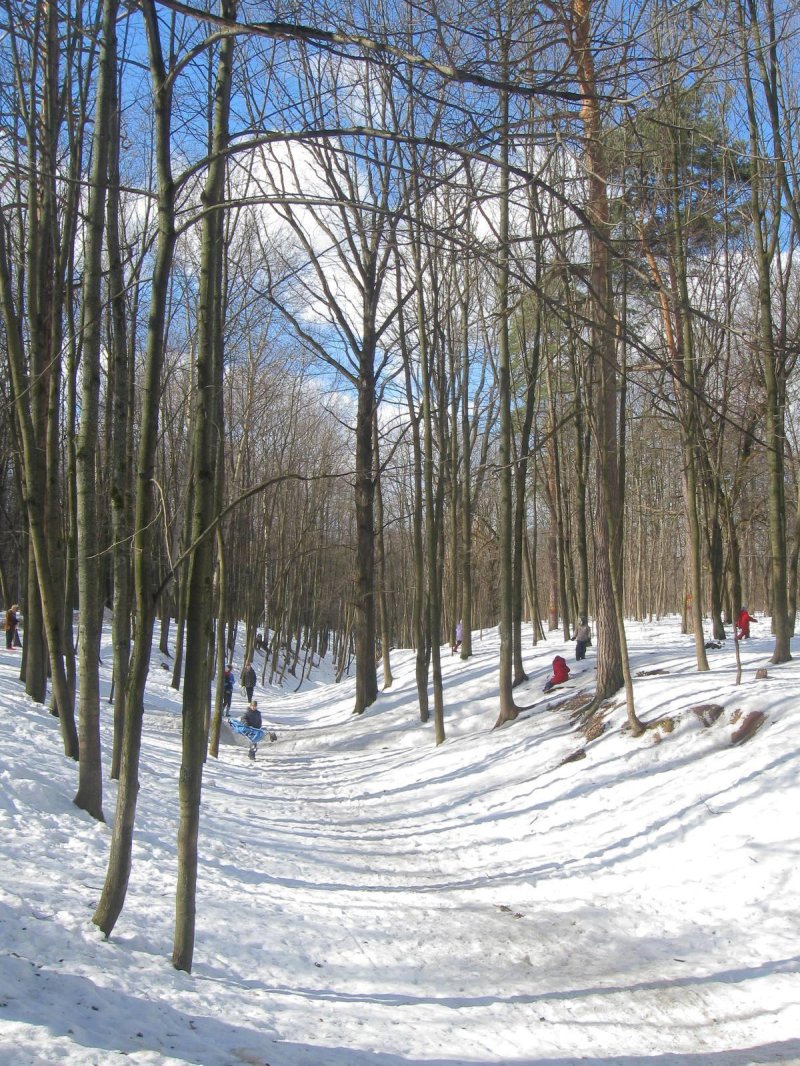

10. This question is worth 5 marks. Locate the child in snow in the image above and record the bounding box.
[241,700,263,760]
[242,700,262,729]
[452,619,463,655]
[543,655,570,693]
[735,607,757,641]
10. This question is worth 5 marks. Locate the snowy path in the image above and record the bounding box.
[2,626,800,1064]
[184,679,800,1066]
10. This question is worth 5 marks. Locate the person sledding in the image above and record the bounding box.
[543,654,570,693]
[241,700,262,760]
[735,606,757,641]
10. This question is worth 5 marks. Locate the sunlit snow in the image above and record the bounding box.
[1,618,798,1064]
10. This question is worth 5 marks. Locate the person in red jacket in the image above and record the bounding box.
[543,654,571,693]
[735,607,757,640]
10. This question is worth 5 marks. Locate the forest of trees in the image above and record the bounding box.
[1,0,799,969]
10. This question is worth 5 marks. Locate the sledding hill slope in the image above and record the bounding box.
[0,618,798,1064]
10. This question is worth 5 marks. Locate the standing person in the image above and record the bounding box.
[241,700,262,760]
[222,664,234,718]
[240,660,257,702]
[4,604,19,650]
[735,607,757,641]
[543,655,570,693]
[573,617,591,661]
[452,619,463,655]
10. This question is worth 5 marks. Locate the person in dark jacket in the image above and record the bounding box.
[543,655,570,693]
[241,700,262,760]
[573,617,591,661]
[240,661,257,702]
[222,665,234,718]
[5,605,19,650]
[242,701,262,729]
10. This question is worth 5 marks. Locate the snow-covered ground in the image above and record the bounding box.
[1,618,798,1065]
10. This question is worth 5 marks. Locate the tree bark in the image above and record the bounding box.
[173,6,236,972]
[74,0,119,821]
[93,0,178,936]
[494,68,520,728]
[568,0,639,730]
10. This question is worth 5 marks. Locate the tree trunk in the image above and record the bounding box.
[420,295,446,745]
[459,274,474,660]
[352,358,379,715]
[494,71,520,728]
[208,525,228,761]
[373,412,393,689]
[0,232,79,759]
[399,264,429,722]
[93,0,177,936]
[106,51,133,782]
[737,0,795,662]
[568,0,638,729]
[74,0,119,821]
[173,9,236,972]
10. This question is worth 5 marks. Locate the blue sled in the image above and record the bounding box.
[224,718,265,746]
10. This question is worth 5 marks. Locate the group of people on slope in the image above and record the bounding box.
[221,657,265,760]
[221,660,257,715]
[541,605,759,695]
[542,616,591,693]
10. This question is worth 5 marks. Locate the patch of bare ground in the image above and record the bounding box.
[559,748,587,765]
[645,715,676,733]
[643,715,677,744]
[730,709,766,745]
[555,691,593,715]
[570,702,609,742]
[691,703,725,727]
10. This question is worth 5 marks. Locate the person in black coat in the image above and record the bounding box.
[241,700,262,760]
[5,605,19,650]
[573,617,591,661]
[240,660,257,702]
[242,701,262,729]
[222,665,234,718]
